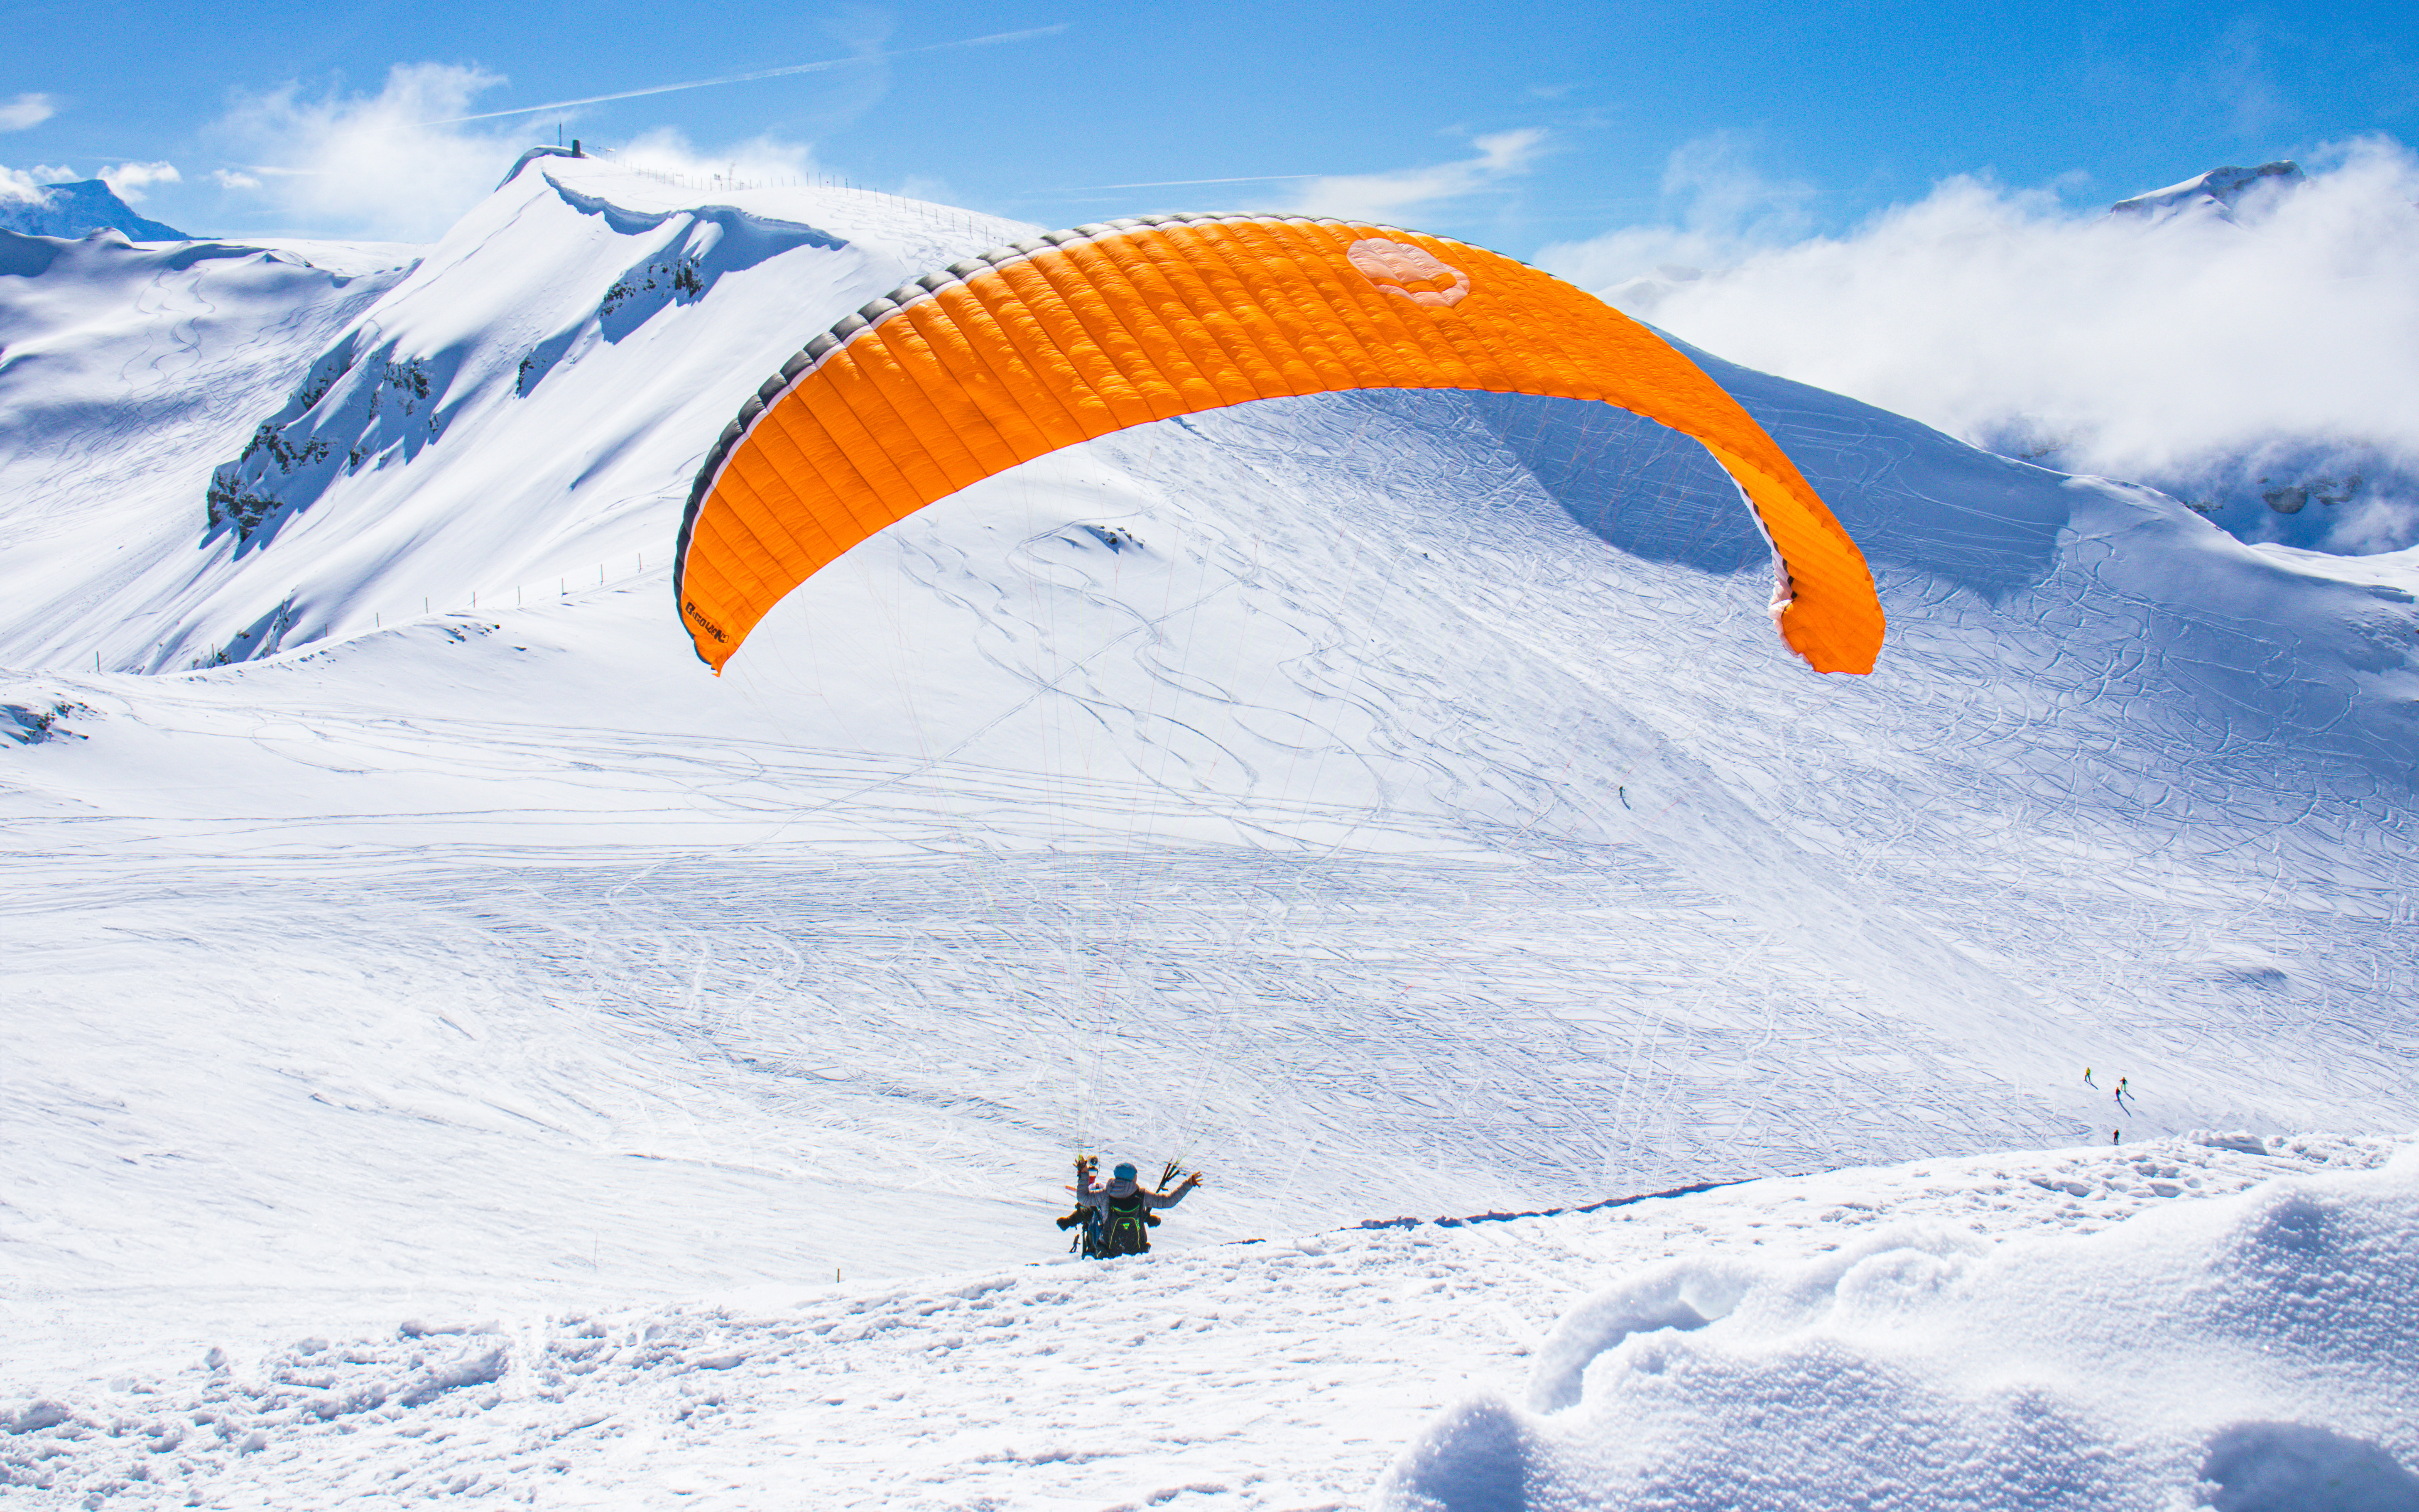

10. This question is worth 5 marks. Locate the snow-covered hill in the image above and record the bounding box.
[4,1134,2412,1508]
[2,152,2415,1507]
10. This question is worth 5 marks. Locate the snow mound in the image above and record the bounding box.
[1377,1145,2419,1512]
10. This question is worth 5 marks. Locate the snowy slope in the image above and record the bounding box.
[2,1133,2411,1509]
[0,229,414,671]
[0,149,1033,671]
[177,155,1029,671]
[2,153,2416,1493]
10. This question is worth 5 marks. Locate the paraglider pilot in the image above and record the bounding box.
[1058,1156,1203,1258]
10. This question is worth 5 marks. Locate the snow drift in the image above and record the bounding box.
[1380,1140,2419,1512]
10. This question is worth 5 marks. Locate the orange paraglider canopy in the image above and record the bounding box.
[674,213,1884,674]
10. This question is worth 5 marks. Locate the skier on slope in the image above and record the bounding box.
[1059,1156,1203,1258]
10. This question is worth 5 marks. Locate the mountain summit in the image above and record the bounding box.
[0,177,190,241]
[2108,160,2305,221]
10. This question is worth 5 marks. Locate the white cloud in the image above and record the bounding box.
[605,126,819,188]
[209,63,527,241]
[204,69,831,240]
[895,173,956,206]
[0,161,76,203]
[1542,135,2419,551]
[1539,131,1818,296]
[1287,128,1547,222]
[100,160,180,202]
[0,93,56,132]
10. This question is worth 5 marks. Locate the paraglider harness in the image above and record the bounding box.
[1059,1159,1176,1259]
[1056,1196,1158,1258]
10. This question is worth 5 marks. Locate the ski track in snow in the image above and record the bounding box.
[4,1133,2404,1509]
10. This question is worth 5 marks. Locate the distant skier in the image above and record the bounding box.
[1064,1156,1202,1258]
[2083,1067,2096,1088]
[2115,1077,2132,1107]
[2113,1128,2122,1144]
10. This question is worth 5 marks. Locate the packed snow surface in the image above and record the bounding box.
[2,153,2416,1506]
[3,1135,2412,1508]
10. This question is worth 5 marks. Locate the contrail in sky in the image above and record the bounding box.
[1069,174,1321,191]
[424,25,1068,125]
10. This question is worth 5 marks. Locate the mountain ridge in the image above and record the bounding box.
[0,176,191,241]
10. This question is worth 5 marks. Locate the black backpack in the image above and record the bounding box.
[1057,1185,1166,1259]
[1102,1190,1159,1257]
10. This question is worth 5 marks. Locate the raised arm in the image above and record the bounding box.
[1148,1173,1204,1210]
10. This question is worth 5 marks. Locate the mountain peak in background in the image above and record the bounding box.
[0,177,191,241]
[2108,160,2306,222]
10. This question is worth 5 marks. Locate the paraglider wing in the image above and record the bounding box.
[673,213,1885,674]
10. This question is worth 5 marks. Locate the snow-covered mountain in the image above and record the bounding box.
[2025,158,2419,556]
[2,151,2414,1507]
[0,148,1031,672]
[2108,159,2307,223]
[0,178,190,242]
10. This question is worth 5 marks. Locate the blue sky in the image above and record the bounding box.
[4,0,2416,250]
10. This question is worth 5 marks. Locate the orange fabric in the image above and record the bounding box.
[679,217,1885,674]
